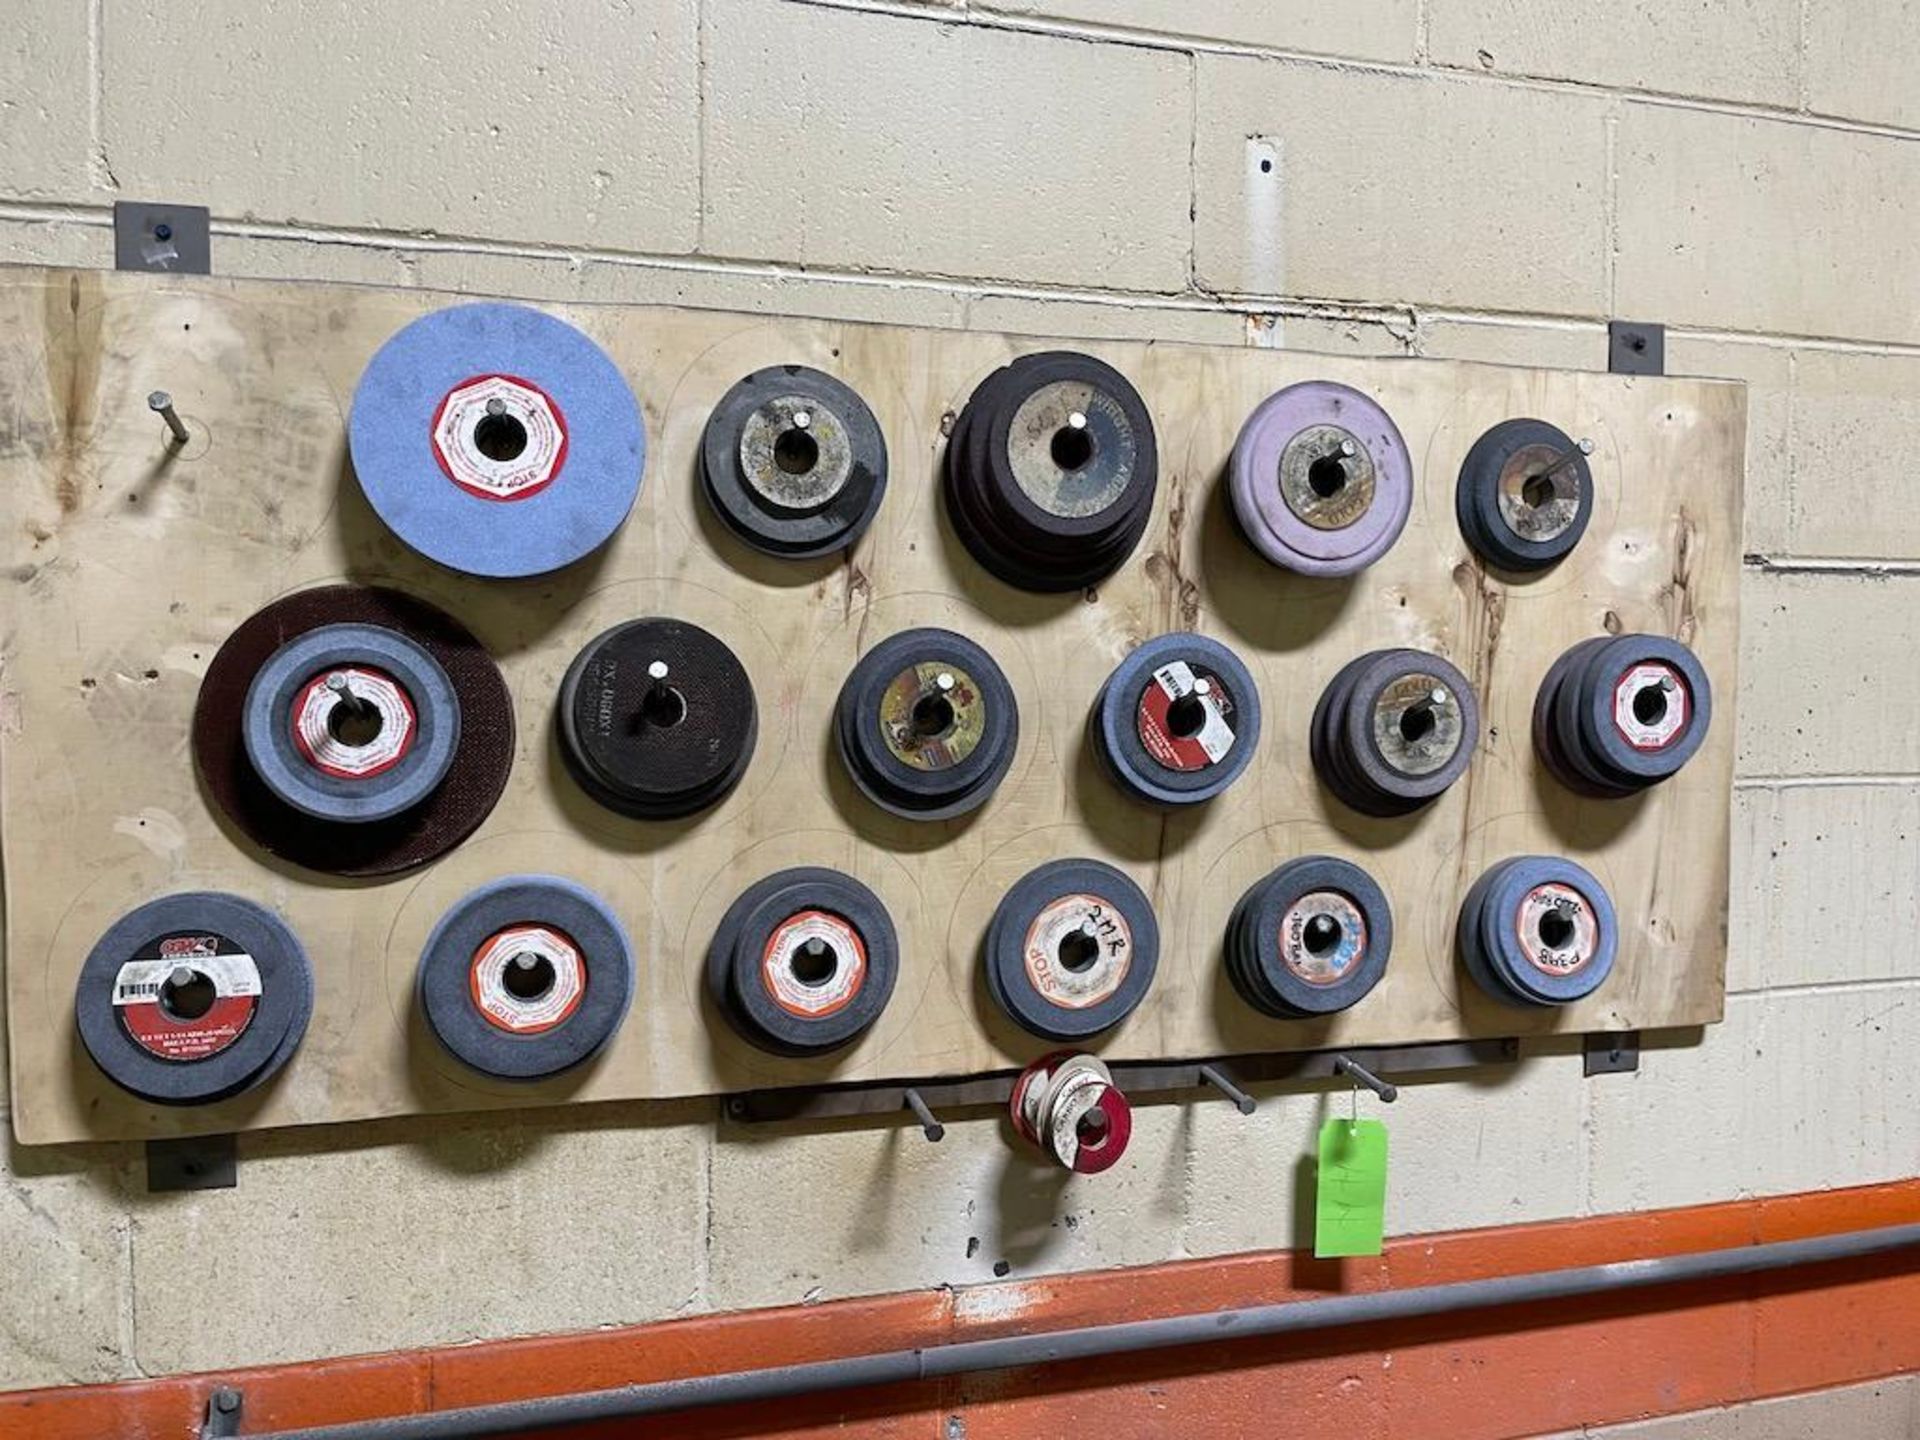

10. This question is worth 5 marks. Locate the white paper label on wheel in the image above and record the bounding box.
[1611,662,1688,751]
[469,924,587,1035]
[762,910,867,1019]
[1023,895,1132,1008]
[1279,892,1368,987]
[290,665,417,779]
[431,373,569,503]
[112,936,262,1062]
[1515,884,1599,977]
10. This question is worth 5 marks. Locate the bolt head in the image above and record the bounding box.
[147,390,173,412]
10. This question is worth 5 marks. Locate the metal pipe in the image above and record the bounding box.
[237,1222,1920,1440]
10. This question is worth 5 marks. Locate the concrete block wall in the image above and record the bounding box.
[2,0,1917,1400]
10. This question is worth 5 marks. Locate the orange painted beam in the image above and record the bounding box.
[4,1179,1918,1440]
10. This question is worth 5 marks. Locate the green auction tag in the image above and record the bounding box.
[1315,1117,1388,1258]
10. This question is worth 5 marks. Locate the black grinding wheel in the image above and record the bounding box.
[1532,633,1712,798]
[558,617,758,821]
[1309,649,1479,817]
[192,586,516,878]
[706,867,900,1056]
[699,366,889,560]
[1456,418,1595,572]
[833,627,1019,821]
[943,351,1158,592]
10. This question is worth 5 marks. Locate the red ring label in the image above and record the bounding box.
[1515,883,1599,977]
[469,924,587,1034]
[113,931,261,1062]
[1021,895,1132,1009]
[761,910,867,1019]
[290,665,416,779]
[430,373,569,503]
[1136,661,1237,772]
[1610,661,1689,751]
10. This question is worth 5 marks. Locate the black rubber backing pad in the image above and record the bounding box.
[193,585,516,877]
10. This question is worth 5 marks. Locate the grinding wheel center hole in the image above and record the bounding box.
[1057,929,1100,973]
[910,692,956,739]
[160,970,217,1022]
[1308,455,1348,499]
[473,410,529,463]
[1522,472,1560,509]
[1050,424,1094,472]
[641,685,688,728]
[774,426,820,476]
[1166,692,1208,739]
[1397,702,1436,746]
[1076,1108,1111,1147]
[1538,909,1576,951]
[790,939,837,987]
[503,954,556,1001]
[1303,913,1342,956]
[327,698,384,748]
[1632,683,1669,726]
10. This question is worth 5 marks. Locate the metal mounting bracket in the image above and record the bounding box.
[113,200,211,274]
[1584,1031,1642,1076]
[199,1387,243,1438]
[1607,320,1665,376]
[147,1133,238,1192]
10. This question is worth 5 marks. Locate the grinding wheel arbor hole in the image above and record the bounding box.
[1076,1107,1111,1147]
[1050,424,1094,472]
[1057,929,1100,974]
[1522,472,1559,509]
[1538,908,1576,951]
[1303,913,1342,957]
[472,410,529,463]
[503,953,556,1001]
[640,684,688,729]
[773,426,820,476]
[1308,454,1348,499]
[1166,691,1208,739]
[791,938,837,987]
[910,691,956,739]
[160,969,217,1022]
[1632,683,1669,727]
[1397,701,1436,746]
[327,698,385,747]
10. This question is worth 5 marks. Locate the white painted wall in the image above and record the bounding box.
[2,0,1917,1392]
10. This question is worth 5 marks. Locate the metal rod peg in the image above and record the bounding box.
[1332,1054,1398,1103]
[147,390,189,446]
[1197,1064,1257,1116]
[325,672,375,718]
[903,1087,945,1143]
[1530,436,1594,484]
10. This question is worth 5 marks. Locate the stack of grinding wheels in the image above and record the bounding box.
[1533,634,1712,798]
[558,618,759,820]
[833,628,1020,821]
[1229,380,1414,577]
[699,367,889,559]
[76,894,313,1105]
[706,868,901,1056]
[1311,649,1479,817]
[1455,419,1596,572]
[944,351,1158,592]
[984,859,1159,1041]
[1226,857,1393,1018]
[1009,1051,1133,1174]
[1457,856,1617,1007]
[1087,632,1263,808]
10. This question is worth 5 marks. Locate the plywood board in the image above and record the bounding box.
[0,269,1743,1144]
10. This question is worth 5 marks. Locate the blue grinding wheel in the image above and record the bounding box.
[417,876,635,1080]
[349,303,646,578]
[1090,632,1262,807]
[1457,855,1617,1007]
[241,622,460,824]
[75,892,313,1105]
[1226,855,1393,1017]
